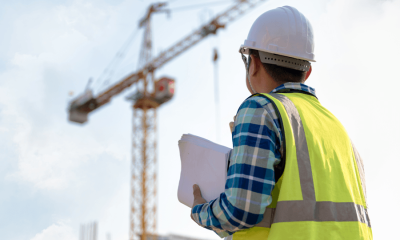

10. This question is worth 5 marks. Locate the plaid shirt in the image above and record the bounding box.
[191,83,317,238]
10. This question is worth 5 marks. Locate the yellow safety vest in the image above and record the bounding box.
[232,92,372,240]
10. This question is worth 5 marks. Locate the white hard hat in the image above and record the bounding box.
[241,6,315,69]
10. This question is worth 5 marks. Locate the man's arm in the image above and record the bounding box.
[191,96,282,237]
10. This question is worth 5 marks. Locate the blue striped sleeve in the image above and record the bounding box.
[191,95,282,237]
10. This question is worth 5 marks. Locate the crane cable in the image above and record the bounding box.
[92,27,141,94]
[169,0,233,12]
[92,0,233,93]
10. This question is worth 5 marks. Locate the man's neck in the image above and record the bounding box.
[254,75,280,93]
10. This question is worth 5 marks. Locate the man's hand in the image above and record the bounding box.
[191,184,207,222]
[229,115,237,133]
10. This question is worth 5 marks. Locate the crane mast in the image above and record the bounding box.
[129,3,167,240]
[67,1,267,240]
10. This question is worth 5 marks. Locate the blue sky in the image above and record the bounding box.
[0,0,399,239]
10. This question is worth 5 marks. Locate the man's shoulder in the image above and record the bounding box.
[238,94,274,110]
[236,94,281,123]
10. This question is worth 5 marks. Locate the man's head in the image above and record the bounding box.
[246,49,312,93]
[239,6,315,94]
[245,49,312,93]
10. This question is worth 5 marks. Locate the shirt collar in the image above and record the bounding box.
[271,82,316,97]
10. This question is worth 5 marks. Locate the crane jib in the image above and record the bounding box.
[68,0,268,124]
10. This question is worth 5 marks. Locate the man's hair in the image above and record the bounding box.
[249,49,307,84]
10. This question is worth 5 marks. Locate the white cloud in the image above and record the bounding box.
[0,0,129,190]
[31,222,76,240]
[0,50,88,189]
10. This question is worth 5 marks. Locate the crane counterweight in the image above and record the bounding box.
[68,90,97,124]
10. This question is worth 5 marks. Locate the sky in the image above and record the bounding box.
[0,0,399,239]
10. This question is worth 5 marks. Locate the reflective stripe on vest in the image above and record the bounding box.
[233,92,372,240]
[269,93,370,226]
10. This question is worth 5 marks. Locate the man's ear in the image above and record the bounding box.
[249,55,260,77]
[305,65,312,80]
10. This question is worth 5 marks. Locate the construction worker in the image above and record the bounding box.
[190,6,372,240]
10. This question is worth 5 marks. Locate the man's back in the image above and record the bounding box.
[261,92,371,240]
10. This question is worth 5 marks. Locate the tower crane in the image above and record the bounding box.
[67,1,267,239]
